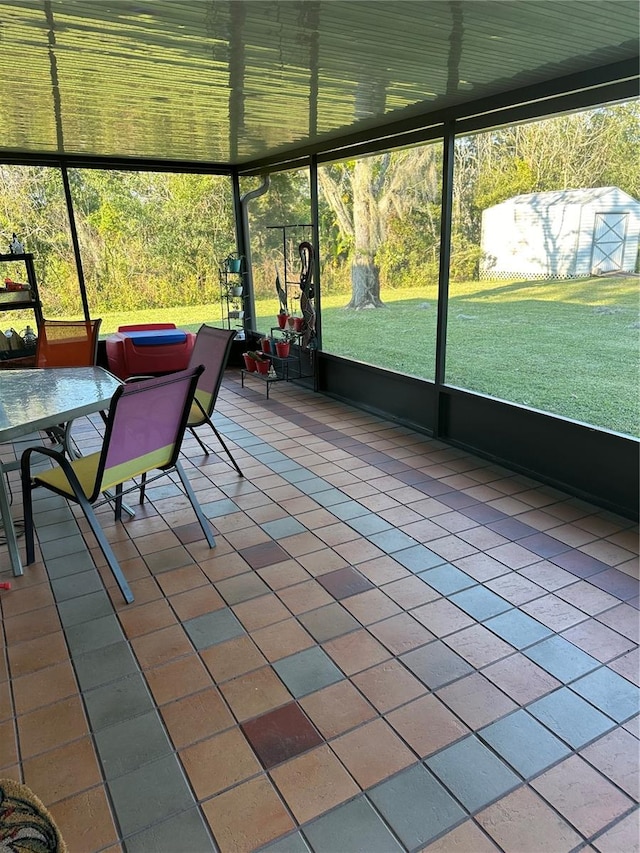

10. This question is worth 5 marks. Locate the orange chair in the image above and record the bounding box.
[36,318,102,367]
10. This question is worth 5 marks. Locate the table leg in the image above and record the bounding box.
[0,465,23,576]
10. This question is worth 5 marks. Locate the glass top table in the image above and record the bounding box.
[0,367,121,576]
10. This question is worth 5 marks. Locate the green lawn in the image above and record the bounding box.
[46,274,639,437]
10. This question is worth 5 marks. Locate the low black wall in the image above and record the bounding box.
[317,353,639,520]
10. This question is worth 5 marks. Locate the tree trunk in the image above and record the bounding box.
[346,159,385,309]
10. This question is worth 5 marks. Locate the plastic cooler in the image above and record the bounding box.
[105,323,196,380]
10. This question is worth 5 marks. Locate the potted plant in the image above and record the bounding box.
[277,309,288,329]
[230,285,243,297]
[260,337,272,354]
[243,351,257,372]
[253,352,271,374]
[275,339,290,358]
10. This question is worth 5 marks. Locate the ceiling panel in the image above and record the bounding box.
[0,0,636,166]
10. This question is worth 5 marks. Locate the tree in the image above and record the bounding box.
[319,145,441,308]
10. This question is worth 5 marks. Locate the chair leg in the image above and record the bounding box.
[114,483,123,522]
[20,447,134,604]
[190,417,243,477]
[139,472,147,505]
[174,460,216,549]
[20,452,38,566]
[74,490,134,604]
[189,426,211,456]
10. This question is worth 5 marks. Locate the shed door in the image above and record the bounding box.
[591,212,628,274]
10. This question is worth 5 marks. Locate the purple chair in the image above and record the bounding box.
[20,366,215,604]
[186,325,242,476]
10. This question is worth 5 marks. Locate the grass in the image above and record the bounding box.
[23,274,638,437]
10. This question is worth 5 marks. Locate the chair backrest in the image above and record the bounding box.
[188,325,237,419]
[36,318,102,368]
[91,366,204,499]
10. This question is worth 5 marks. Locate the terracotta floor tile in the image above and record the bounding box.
[7,632,69,678]
[455,553,511,582]
[341,588,402,624]
[323,629,392,675]
[0,719,18,770]
[181,726,261,798]
[485,573,546,605]
[422,819,500,852]
[17,695,88,760]
[436,673,517,729]
[592,812,640,853]
[597,603,640,643]
[486,542,540,569]
[145,654,213,705]
[317,566,375,600]
[23,736,102,806]
[609,648,640,685]
[216,571,270,606]
[369,612,435,655]
[482,654,562,705]
[109,575,163,610]
[297,549,349,577]
[476,786,582,852]
[561,620,635,663]
[251,618,315,662]
[280,531,327,558]
[411,598,475,637]
[277,579,334,614]
[239,541,291,570]
[130,624,194,669]
[51,784,118,853]
[0,582,55,617]
[299,680,377,738]
[580,727,640,798]
[382,576,440,609]
[518,560,577,591]
[200,635,267,683]
[331,717,416,788]
[220,666,292,722]
[257,560,312,590]
[160,686,234,748]
[556,580,621,616]
[242,702,323,769]
[386,694,470,758]
[169,585,226,621]
[12,661,78,715]
[4,605,61,645]
[270,744,359,824]
[201,551,252,583]
[444,624,514,668]
[532,755,635,837]
[118,598,177,639]
[355,555,411,585]
[352,659,427,713]
[333,538,385,564]
[521,594,588,631]
[202,775,295,853]
[232,593,290,631]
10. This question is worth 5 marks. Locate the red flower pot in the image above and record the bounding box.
[255,358,270,375]
[260,338,272,354]
[275,341,290,358]
[293,317,304,332]
[243,353,257,372]
[277,313,288,329]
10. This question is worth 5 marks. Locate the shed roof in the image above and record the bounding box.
[495,187,640,209]
[0,1,637,169]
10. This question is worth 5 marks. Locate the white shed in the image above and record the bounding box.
[480,186,640,279]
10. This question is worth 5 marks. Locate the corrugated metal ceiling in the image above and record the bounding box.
[0,0,637,167]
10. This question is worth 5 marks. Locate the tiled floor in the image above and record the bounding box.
[1,371,638,853]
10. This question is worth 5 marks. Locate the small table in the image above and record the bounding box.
[0,367,121,576]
